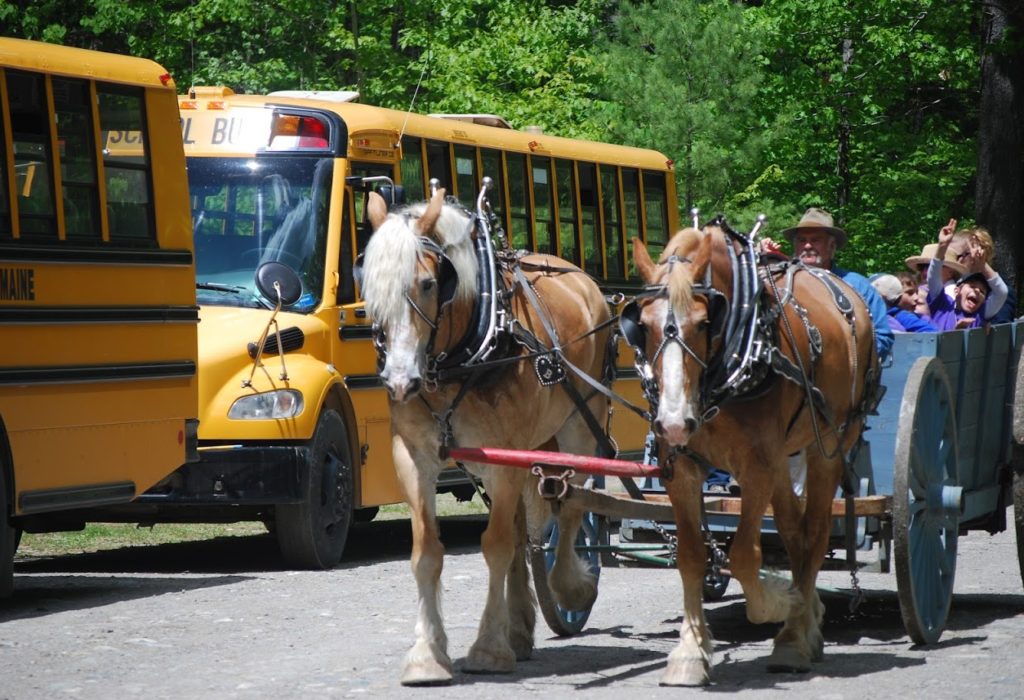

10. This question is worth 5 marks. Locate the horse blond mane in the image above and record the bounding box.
[660,227,705,318]
[361,201,479,324]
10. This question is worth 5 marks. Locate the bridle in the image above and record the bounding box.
[363,236,459,385]
[620,255,728,428]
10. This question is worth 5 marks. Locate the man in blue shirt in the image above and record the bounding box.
[781,208,894,361]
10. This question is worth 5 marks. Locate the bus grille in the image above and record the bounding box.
[247,326,305,358]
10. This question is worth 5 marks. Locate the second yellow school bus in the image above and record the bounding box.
[136,86,678,568]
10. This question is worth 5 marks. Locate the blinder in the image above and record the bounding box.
[436,254,458,309]
[619,299,646,350]
[696,287,729,340]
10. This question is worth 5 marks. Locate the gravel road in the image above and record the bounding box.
[2,511,1023,699]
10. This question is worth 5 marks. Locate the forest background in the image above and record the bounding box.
[2,0,1021,301]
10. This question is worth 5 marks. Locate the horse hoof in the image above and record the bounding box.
[552,579,598,612]
[766,644,811,673]
[807,628,825,662]
[401,659,453,686]
[463,643,516,674]
[660,658,710,687]
[509,628,534,661]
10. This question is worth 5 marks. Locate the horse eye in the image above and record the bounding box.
[420,278,437,294]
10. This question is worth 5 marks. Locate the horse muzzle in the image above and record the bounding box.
[653,400,701,447]
[381,372,423,403]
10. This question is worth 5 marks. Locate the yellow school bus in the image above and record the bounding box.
[0,38,198,596]
[144,85,677,569]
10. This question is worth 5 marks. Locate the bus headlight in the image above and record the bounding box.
[228,390,304,419]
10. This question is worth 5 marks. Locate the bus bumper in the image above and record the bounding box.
[136,444,308,505]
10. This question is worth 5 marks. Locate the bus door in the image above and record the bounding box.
[337,163,407,507]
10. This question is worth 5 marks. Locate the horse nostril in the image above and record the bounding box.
[684,418,698,434]
[653,419,665,436]
[407,378,421,396]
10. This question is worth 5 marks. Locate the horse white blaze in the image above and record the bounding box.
[379,308,426,403]
[654,306,699,447]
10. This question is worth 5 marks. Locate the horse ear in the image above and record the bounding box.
[367,191,388,231]
[632,237,656,283]
[417,188,446,236]
[693,231,715,280]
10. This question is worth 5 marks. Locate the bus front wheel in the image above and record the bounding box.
[275,409,354,569]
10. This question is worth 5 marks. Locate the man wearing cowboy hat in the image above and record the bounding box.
[781,207,894,361]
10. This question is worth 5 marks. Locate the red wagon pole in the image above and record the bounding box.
[448,447,662,479]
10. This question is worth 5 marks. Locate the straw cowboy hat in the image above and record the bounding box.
[782,207,848,250]
[904,243,967,277]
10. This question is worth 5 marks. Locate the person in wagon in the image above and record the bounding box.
[780,207,894,361]
[950,224,1015,323]
[869,273,937,333]
[926,220,1007,330]
[904,239,966,291]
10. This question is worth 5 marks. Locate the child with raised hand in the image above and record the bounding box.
[927,219,1008,330]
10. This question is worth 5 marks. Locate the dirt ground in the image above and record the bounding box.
[2,511,1023,699]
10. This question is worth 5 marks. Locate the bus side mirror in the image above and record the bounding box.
[255,261,303,306]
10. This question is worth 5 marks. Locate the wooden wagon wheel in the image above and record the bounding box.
[530,509,608,636]
[1011,343,1024,591]
[893,356,961,645]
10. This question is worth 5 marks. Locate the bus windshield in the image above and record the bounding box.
[187,155,332,311]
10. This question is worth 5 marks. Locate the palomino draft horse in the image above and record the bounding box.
[358,189,614,685]
[623,223,878,685]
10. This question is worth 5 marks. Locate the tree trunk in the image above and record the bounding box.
[975,0,1024,314]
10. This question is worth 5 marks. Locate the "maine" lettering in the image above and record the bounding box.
[0,268,35,301]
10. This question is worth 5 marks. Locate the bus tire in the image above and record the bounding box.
[275,409,354,569]
[1,454,14,598]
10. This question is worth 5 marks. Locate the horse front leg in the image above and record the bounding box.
[393,435,451,686]
[662,463,713,686]
[506,496,536,661]
[769,450,843,671]
[464,468,527,674]
[730,458,796,627]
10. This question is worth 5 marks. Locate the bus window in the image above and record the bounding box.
[98,84,155,242]
[350,161,394,253]
[480,148,504,224]
[454,145,477,206]
[0,80,8,237]
[600,165,623,279]
[555,159,579,266]
[507,152,530,250]
[578,162,601,277]
[8,70,56,238]
[425,139,452,192]
[400,136,425,202]
[643,170,669,255]
[622,168,641,276]
[53,78,100,240]
[532,156,555,256]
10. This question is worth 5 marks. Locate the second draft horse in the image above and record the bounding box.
[359,189,614,685]
[623,223,879,685]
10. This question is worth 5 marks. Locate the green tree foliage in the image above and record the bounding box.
[599,0,769,230]
[747,0,979,274]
